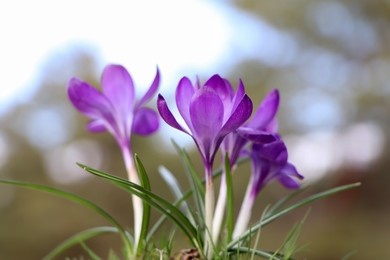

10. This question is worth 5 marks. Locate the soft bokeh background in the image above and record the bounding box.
[0,0,389,259]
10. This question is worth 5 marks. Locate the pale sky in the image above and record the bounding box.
[0,0,291,114]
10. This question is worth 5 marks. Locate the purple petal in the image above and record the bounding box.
[204,74,234,105]
[189,89,224,161]
[190,89,224,141]
[204,75,235,120]
[231,79,245,112]
[175,77,195,131]
[222,132,248,165]
[278,174,301,189]
[248,89,279,131]
[219,94,253,137]
[132,107,159,135]
[236,127,277,144]
[157,94,189,134]
[280,163,304,180]
[87,120,107,133]
[265,117,279,133]
[137,67,160,109]
[253,141,288,164]
[250,156,270,196]
[68,78,113,120]
[101,64,135,114]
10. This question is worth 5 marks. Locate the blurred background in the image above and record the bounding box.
[0,0,389,259]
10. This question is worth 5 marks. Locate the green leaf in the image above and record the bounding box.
[265,187,308,219]
[146,145,250,247]
[172,140,205,225]
[77,163,201,249]
[158,165,194,224]
[0,179,133,257]
[273,209,310,259]
[43,226,120,260]
[224,154,234,243]
[228,182,361,249]
[134,154,151,254]
[80,241,102,260]
[228,247,284,260]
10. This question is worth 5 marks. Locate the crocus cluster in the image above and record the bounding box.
[157,74,303,257]
[68,64,303,258]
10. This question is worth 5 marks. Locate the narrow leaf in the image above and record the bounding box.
[43,226,120,260]
[224,155,234,242]
[77,163,201,249]
[228,247,283,260]
[0,179,132,255]
[265,187,308,218]
[134,154,151,254]
[158,165,194,223]
[172,139,205,224]
[228,182,361,249]
[80,241,102,260]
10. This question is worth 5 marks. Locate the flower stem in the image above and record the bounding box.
[204,164,215,259]
[121,144,143,254]
[212,172,226,242]
[233,178,254,239]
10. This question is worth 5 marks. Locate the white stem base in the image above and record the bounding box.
[233,183,254,240]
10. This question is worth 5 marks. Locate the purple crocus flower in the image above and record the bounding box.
[68,64,160,151]
[68,64,160,253]
[157,74,253,178]
[249,140,303,193]
[157,74,253,256]
[233,140,303,239]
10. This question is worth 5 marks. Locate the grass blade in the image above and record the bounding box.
[228,182,361,249]
[0,179,133,256]
[171,140,205,224]
[80,241,102,260]
[158,165,194,223]
[265,187,308,218]
[272,209,310,259]
[77,163,201,249]
[43,226,119,260]
[228,247,284,260]
[134,154,151,254]
[224,155,234,243]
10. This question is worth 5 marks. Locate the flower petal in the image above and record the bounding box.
[219,94,253,137]
[237,127,277,144]
[250,155,270,196]
[204,74,234,104]
[132,107,159,135]
[253,141,288,164]
[101,64,135,114]
[190,89,224,160]
[136,67,160,109]
[157,94,188,134]
[248,89,279,130]
[231,79,245,113]
[280,163,304,180]
[278,172,301,189]
[87,120,107,133]
[68,78,113,120]
[204,75,235,121]
[175,77,195,131]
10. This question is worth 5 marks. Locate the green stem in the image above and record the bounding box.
[204,164,215,259]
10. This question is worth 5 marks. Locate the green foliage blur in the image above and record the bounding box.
[0,1,389,259]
